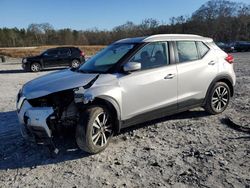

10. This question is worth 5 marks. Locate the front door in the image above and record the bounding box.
[119,42,178,121]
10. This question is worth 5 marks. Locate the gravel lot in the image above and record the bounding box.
[0,54,249,188]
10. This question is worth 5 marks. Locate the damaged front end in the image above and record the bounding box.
[17,89,78,143]
[16,74,99,151]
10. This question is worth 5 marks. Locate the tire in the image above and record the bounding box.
[204,82,231,115]
[76,106,114,154]
[30,62,41,72]
[71,59,81,68]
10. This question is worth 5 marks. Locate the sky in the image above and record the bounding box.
[0,0,249,30]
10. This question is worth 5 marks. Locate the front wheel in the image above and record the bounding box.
[30,62,41,72]
[76,106,114,154]
[204,82,230,114]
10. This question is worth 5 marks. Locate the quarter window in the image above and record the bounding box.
[176,41,199,63]
[197,42,209,57]
[129,42,169,70]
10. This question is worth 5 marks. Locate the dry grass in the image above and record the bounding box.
[0,45,105,58]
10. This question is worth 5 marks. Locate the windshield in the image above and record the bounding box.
[40,50,48,55]
[79,43,135,73]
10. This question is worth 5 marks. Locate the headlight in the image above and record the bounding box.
[17,89,22,103]
[22,58,27,63]
[16,88,26,111]
[16,96,26,111]
[74,87,85,103]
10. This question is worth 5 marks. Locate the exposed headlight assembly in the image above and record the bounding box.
[74,87,85,103]
[73,75,99,104]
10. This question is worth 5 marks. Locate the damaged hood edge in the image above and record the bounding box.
[22,69,99,99]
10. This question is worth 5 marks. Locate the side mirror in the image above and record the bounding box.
[123,62,141,72]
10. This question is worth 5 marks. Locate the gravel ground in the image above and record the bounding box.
[0,54,249,188]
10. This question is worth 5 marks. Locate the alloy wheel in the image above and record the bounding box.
[211,86,229,112]
[92,112,113,147]
[72,60,80,68]
[31,63,40,72]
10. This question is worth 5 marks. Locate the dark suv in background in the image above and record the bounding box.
[230,41,250,52]
[22,47,85,72]
[216,42,234,53]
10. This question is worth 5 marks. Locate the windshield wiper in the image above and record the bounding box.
[77,69,104,74]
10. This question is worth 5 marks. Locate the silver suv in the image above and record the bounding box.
[17,34,236,154]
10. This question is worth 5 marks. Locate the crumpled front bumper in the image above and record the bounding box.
[17,97,54,141]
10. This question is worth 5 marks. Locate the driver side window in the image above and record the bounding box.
[129,42,169,70]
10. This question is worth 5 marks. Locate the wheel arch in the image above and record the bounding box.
[204,74,234,105]
[71,58,81,67]
[90,96,121,133]
[30,61,42,71]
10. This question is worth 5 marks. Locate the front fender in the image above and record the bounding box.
[81,85,122,119]
[97,95,121,123]
[81,86,122,131]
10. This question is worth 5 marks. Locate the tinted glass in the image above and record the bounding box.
[197,42,209,57]
[129,42,169,70]
[59,49,70,55]
[176,41,198,62]
[44,49,58,56]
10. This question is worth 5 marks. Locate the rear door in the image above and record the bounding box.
[175,41,218,108]
[43,49,59,67]
[58,48,71,66]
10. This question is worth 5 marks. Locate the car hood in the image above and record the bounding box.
[22,69,98,99]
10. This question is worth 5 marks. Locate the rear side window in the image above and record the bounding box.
[197,42,209,57]
[59,49,70,55]
[176,41,198,63]
[71,48,80,53]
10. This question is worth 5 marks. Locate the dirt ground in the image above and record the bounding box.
[0,54,249,188]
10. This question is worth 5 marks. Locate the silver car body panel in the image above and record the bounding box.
[17,99,32,124]
[17,99,54,137]
[119,65,178,120]
[81,73,122,120]
[26,107,54,137]
[22,69,98,99]
[176,50,219,103]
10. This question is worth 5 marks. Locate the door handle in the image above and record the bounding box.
[208,61,216,65]
[164,74,175,79]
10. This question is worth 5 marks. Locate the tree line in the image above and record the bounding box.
[0,0,249,47]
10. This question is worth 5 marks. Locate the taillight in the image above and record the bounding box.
[80,51,85,57]
[225,54,234,64]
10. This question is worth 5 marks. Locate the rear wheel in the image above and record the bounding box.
[204,82,230,114]
[71,59,80,68]
[30,62,41,72]
[76,106,114,154]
